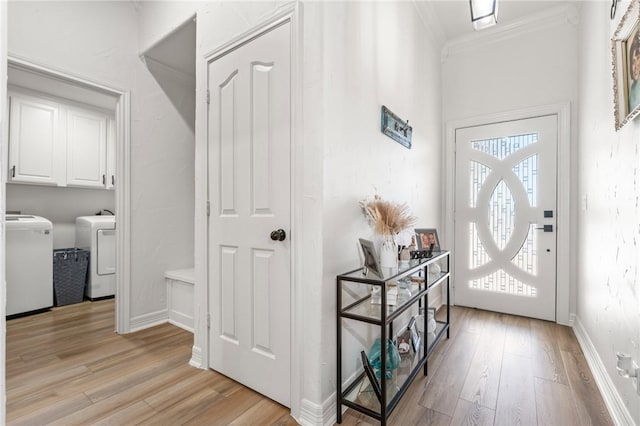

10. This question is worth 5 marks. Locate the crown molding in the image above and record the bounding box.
[442,3,580,61]
[413,0,446,49]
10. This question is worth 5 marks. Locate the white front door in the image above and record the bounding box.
[454,115,558,321]
[207,21,291,407]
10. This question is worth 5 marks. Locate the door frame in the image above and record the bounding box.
[444,102,572,325]
[4,55,132,333]
[193,3,302,417]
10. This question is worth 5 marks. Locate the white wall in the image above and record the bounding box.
[6,184,114,248]
[7,1,195,324]
[578,2,640,423]
[318,0,443,405]
[1,1,8,423]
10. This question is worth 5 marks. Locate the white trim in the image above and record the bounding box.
[129,309,169,333]
[5,56,132,334]
[189,344,204,369]
[573,316,634,425]
[298,396,337,426]
[195,2,302,416]
[115,91,132,334]
[444,102,572,324]
[168,319,194,333]
[443,4,579,60]
[1,3,8,424]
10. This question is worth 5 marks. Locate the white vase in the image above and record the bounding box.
[379,236,398,268]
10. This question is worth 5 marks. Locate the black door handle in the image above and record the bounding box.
[535,224,553,232]
[270,229,286,241]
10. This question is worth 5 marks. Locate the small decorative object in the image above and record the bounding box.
[381,105,412,149]
[429,263,442,276]
[410,249,433,260]
[370,286,398,306]
[360,195,417,269]
[611,0,618,20]
[407,317,421,353]
[396,328,412,355]
[367,338,401,379]
[612,0,640,130]
[415,228,440,252]
[359,238,382,278]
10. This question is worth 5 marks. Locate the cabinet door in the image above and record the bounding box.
[106,118,116,190]
[8,93,64,185]
[66,107,107,188]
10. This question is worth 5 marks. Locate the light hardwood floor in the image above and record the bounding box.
[341,306,614,426]
[6,299,296,425]
[7,300,613,425]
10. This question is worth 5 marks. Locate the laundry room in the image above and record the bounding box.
[5,61,117,317]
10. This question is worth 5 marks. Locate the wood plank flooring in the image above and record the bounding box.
[6,299,296,425]
[341,306,614,426]
[7,301,613,425]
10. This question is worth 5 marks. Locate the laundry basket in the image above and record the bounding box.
[53,248,89,306]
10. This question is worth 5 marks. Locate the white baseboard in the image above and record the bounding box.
[129,309,169,333]
[189,345,204,369]
[297,395,337,426]
[168,316,194,333]
[573,316,635,425]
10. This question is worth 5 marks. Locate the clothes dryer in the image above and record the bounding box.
[75,215,115,299]
[6,215,53,316]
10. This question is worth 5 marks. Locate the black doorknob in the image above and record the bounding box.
[270,229,286,241]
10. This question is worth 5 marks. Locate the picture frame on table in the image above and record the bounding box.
[407,316,421,353]
[415,228,440,253]
[359,238,382,278]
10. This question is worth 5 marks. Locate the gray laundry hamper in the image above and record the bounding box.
[53,248,89,306]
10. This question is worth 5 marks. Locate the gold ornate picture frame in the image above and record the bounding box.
[612,0,640,130]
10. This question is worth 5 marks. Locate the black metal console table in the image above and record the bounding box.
[336,250,450,425]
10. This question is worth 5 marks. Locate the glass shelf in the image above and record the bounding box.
[342,322,448,413]
[341,272,449,324]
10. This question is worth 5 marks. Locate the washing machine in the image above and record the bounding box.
[6,215,53,316]
[75,215,116,299]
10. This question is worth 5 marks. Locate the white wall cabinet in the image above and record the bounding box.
[66,107,107,188]
[8,90,115,190]
[8,93,65,186]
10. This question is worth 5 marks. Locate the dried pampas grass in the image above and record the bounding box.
[360,195,417,236]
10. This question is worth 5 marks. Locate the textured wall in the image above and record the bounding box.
[319,0,443,403]
[7,1,195,321]
[578,2,640,423]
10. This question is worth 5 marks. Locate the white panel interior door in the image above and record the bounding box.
[454,115,558,321]
[207,21,291,407]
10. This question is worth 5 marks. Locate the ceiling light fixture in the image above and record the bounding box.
[470,0,498,31]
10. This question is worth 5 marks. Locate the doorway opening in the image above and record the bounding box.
[5,56,131,332]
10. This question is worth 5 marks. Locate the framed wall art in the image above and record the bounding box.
[612,0,640,130]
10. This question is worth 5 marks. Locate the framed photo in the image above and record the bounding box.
[396,328,412,355]
[360,350,382,401]
[612,0,640,130]
[415,228,440,252]
[359,238,382,278]
[407,316,421,353]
